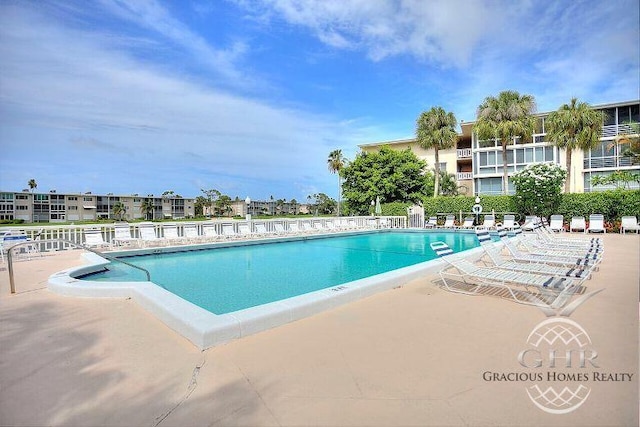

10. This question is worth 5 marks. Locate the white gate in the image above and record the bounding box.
[407,205,424,228]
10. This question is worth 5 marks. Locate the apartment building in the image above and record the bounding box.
[360,100,639,195]
[0,192,196,222]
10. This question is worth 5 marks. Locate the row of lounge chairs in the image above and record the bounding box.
[84,219,387,249]
[425,214,516,230]
[430,220,605,309]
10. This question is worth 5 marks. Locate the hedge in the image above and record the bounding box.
[380,190,639,223]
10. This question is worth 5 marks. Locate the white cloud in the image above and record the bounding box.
[0,2,366,199]
[240,0,511,66]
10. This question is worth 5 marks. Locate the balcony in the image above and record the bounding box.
[457,148,472,159]
[456,172,473,180]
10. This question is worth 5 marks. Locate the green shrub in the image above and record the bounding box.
[421,195,516,221]
[380,202,411,217]
[557,190,640,222]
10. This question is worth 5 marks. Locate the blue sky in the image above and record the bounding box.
[1,0,638,201]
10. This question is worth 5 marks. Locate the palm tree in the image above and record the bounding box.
[415,107,458,197]
[140,199,154,220]
[327,149,346,216]
[28,179,37,193]
[112,202,127,220]
[546,98,605,193]
[474,90,536,195]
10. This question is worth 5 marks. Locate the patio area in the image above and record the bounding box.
[0,233,638,426]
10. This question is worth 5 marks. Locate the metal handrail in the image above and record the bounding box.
[6,238,151,294]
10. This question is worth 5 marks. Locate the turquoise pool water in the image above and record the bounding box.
[85,231,479,314]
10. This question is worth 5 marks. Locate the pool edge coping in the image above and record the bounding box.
[48,232,483,349]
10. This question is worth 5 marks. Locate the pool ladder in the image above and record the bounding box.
[5,238,151,294]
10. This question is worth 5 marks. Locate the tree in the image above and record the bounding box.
[614,122,640,165]
[215,195,233,217]
[511,163,567,218]
[474,90,536,195]
[327,149,347,216]
[340,146,428,215]
[546,98,605,193]
[112,202,127,220]
[28,179,37,193]
[201,188,220,218]
[310,193,337,215]
[415,107,458,197]
[140,199,155,220]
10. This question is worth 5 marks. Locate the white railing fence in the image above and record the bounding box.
[2,216,407,250]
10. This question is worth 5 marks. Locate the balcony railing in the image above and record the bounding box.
[583,156,637,169]
[457,148,472,159]
[456,172,473,180]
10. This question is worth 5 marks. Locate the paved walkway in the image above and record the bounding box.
[0,233,638,426]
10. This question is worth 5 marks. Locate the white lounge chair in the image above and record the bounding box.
[431,241,578,308]
[522,216,539,231]
[254,223,272,236]
[425,216,438,228]
[138,222,161,246]
[1,230,40,260]
[505,226,602,269]
[83,228,111,249]
[587,214,606,233]
[475,229,591,283]
[621,216,640,234]
[238,223,253,238]
[501,214,516,230]
[549,215,564,232]
[570,216,586,233]
[529,222,602,250]
[274,223,288,235]
[222,224,239,239]
[440,215,456,229]
[478,214,495,229]
[182,223,202,243]
[460,216,475,229]
[301,222,316,233]
[202,223,222,241]
[161,224,184,245]
[113,223,140,247]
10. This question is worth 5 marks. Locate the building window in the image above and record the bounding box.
[83,197,93,202]
[16,194,28,200]
[67,196,78,201]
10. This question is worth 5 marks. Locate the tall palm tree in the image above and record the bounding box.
[28,179,37,193]
[112,202,126,220]
[327,149,346,216]
[474,90,536,195]
[546,98,605,193]
[415,106,458,197]
[140,199,154,220]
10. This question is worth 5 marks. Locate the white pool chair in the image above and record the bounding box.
[587,214,606,233]
[425,216,438,228]
[440,215,456,229]
[1,231,41,260]
[301,222,315,233]
[182,223,202,243]
[522,216,539,231]
[313,221,327,232]
[514,225,603,258]
[475,229,591,283]
[138,223,161,246]
[529,222,602,250]
[549,215,564,232]
[254,223,272,237]
[460,216,475,229]
[202,223,222,241]
[161,224,184,245]
[274,223,288,235]
[570,216,586,233]
[503,227,602,270]
[84,228,111,249]
[223,224,239,239]
[113,223,140,247]
[431,241,578,308]
[289,222,302,234]
[621,216,640,234]
[478,214,495,229]
[501,214,516,230]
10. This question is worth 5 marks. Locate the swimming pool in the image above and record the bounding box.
[48,229,483,348]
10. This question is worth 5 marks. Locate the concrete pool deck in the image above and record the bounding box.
[0,233,638,426]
